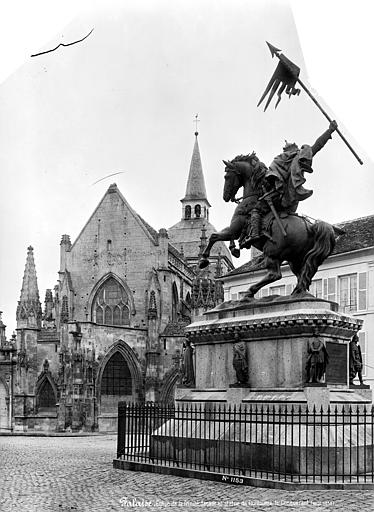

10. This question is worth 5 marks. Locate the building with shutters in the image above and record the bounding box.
[0,131,233,432]
[220,215,374,385]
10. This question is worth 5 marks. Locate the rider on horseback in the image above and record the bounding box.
[241,120,338,248]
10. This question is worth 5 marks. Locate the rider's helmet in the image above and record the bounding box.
[283,141,299,153]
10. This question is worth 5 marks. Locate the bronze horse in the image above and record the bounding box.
[199,154,336,298]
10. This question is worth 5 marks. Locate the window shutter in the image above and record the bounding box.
[261,288,269,297]
[358,272,367,311]
[323,278,328,299]
[315,279,323,298]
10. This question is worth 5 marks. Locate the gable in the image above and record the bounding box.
[70,184,158,255]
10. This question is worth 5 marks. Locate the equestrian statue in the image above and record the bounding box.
[199,121,338,299]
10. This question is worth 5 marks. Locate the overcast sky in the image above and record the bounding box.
[0,0,373,334]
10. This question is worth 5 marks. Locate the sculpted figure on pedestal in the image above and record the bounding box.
[349,334,364,385]
[305,336,329,384]
[181,339,195,388]
[232,335,248,386]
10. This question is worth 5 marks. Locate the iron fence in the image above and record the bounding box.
[116,402,374,484]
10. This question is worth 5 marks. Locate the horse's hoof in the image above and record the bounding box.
[199,258,210,269]
[231,248,241,258]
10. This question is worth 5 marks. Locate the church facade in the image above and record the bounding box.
[0,134,233,432]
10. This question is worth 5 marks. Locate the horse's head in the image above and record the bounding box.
[222,152,260,202]
[223,161,242,202]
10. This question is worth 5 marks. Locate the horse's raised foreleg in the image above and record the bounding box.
[199,215,247,269]
[242,256,282,299]
[199,224,242,269]
[199,230,229,269]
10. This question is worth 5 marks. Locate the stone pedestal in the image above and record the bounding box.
[175,296,370,408]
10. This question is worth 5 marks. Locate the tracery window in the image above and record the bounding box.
[101,352,132,395]
[93,277,130,325]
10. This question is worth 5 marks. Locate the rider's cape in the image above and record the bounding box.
[266,145,313,212]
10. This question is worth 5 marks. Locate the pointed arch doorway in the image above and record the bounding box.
[97,341,143,431]
[36,378,56,414]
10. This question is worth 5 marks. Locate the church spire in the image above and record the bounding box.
[182,131,209,202]
[16,246,42,328]
[180,118,211,221]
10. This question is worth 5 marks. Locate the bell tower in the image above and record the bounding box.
[180,128,211,222]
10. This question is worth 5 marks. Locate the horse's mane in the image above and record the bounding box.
[229,152,267,190]
[230,152,258,164]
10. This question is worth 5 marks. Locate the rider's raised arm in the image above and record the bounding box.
[311,120,338,156]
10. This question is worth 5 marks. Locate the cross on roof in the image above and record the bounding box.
[194,113,200,135]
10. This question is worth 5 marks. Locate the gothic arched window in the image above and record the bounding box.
[185,205,191,219]
[61,295,69,323]
[171,282,179,322]
[93,277,130,326]
[101,352,132,395]
[38,379,56,410]
[195,204,201,218]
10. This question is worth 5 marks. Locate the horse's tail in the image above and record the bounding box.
[295,220,336,293]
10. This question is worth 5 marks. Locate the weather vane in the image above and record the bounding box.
[258,42,363,165]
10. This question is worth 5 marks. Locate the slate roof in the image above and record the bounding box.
[136,213,159,243]
[334,215,374,253]
[161,321,189,337]
[168,243,185,260]
[225,215,374,278]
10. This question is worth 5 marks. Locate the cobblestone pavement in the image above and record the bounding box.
[1,435,374,512]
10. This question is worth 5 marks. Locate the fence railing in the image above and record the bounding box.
[116,402,374,484]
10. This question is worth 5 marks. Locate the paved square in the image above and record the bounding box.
[1,435,374,511]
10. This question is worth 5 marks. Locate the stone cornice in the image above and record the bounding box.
[186,302,363,344]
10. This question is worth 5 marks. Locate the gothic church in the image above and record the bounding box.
[0,133,233,432]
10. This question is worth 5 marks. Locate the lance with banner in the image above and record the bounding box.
[258,42,363,165]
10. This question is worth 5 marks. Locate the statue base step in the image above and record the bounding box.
[175,386,372,410]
